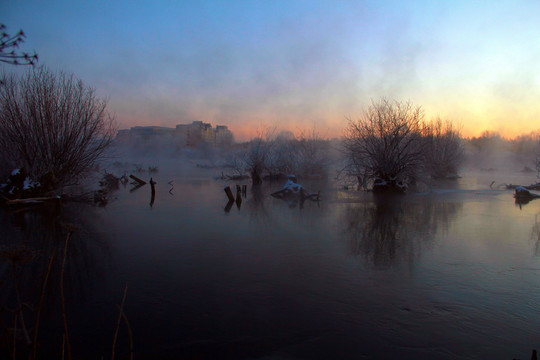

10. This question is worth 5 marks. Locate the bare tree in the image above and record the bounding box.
[266,130,298,177]
[245,127,276,185]
[0,24,38,66]
[0,67,116,192]
[223,148,248,177]
[296,127,329,178]
[422,118,464,179]
[343,99,425,191]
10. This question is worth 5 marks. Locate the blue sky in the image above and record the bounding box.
[2,1,540,139]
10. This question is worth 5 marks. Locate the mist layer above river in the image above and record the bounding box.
[1,168,539,359]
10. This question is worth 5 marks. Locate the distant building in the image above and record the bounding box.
[175,121,233,147]
[116,121,233,148]
[215,125,234,147]
[130,126,175,137]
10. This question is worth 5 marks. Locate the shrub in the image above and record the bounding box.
[343,99,425,190]
[0,67,116,192]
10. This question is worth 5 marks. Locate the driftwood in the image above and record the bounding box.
[129,174,147,185]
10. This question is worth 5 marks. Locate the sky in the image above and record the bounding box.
[2,0,540,141]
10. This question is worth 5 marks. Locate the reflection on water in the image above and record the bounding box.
[0,203,114,358]
[344,195,462,269]
[532,214,540,256]
[1,173,540,359]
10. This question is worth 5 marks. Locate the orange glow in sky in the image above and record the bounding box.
[4,1,540,141]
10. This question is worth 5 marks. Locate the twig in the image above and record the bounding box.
[60,232,72,360]
[111,284,128,360]
[32,248,57,359]
[62,333,65,360]
[119,307,134,360]
[12,313,17,360]
[12,263,31,345]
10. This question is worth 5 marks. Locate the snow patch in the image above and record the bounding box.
[23,177,40,190]
[282,179,303,193]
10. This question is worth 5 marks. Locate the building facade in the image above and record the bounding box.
[117,121,233,148]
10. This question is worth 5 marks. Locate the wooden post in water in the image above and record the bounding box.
[236,187,242,209]
[224,186,235,202]
[150,178,156,207]
[224,200,234,213]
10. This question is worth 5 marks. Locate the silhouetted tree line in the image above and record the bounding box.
[226,127,331,185]
[468,130,540,155]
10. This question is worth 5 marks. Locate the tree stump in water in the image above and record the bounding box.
[224,186,235,202]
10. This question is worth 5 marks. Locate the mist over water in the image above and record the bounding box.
[3,1,540,357]
[2,146,540,359]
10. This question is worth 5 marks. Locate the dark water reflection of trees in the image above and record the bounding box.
[344,195,463,269]
[532,213,540,256]
[0,202,113,358]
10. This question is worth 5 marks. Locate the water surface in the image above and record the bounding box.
[2,171,539,359]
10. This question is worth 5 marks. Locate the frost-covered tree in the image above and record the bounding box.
[266,131,297,176]
[0,67,116,191]
[245,127,276,185]
[296,128,329,178]
[343,99,425,191]
[223,147,248,177]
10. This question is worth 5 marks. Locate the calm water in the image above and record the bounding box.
[1,169,539,359]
